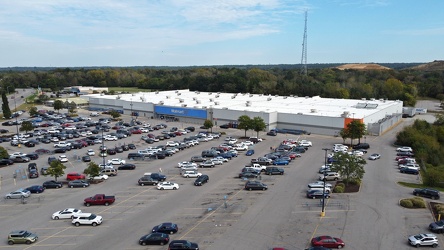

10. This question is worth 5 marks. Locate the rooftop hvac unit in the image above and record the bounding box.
[208,92,212,95]
[193,97,196,100]
[246,103,251,107]
[116,96,121,99]
[196,91,200,94]
[132,93,135,96]
[166,96,170,99]
[290,95,294,97]
[196,100,201,104]
[202,106,207,109]
[305,96,309,99]
[267,97,272,101]
[177,93,181,95]
[275,95,279,97]
[223,107,228,110]
[370,98,376,101]
[215,94,219,98]
[214,102,219,105]
[249,94,253,97]
[181,104,187,107]
[179,99,184,103]
[159,101,164,105]
[341,111,350,117]
[209,98,213,102]
[297,112,303,115]
[155,91,159,94]
[379,98,384,101]
[361,98,366,101]
[194,106,199,108]
[175,90,179,93]
[231,95,236,99]
[283,96,287,99]
[310,109,317,113]
[246,100,251,104]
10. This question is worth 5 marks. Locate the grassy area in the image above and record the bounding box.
[398,181,444,192]
[108,87,152,93]
[25,92,38,103]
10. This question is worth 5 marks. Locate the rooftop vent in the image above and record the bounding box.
[370,98,376,101]
[310,109,317,113]
[196,100,201,104]
[155,91,159,94]
[305,96,309,99]
[179,99,184,103]
[217,92,220,94]
[202,106,207,109]
[166,96,170,99]
[249,94,253,97]
[177,92,182,96]
[361,98,366,101]
[193,97,196,100]
[246,103,251,107]
[209,98,213,102]
[132,93,135,96]
[214,102,219,105]
[267,97,272,101]
[223,107,228,110]
[231,95,236,99]
[181,104,187,107]
[208,92,212,95]
[116,96,121,100]
[275,95,279,97]
[283,96,287,99]
[297,112,303,115]
[158,101,164,105]
[175,90,179,93]
[215,94,220,98]
[341,111,350,117]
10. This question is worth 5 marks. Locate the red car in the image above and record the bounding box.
[395,155,410,161]
[131,129,142,134]
[66,172,86,181]
[311,235,345,249]
[288,152,301,159]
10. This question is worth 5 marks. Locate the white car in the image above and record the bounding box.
[10,152,26,158]
[72,213,103,227]
[227,138,238,145]
[108,158,126,165]
[90,174,109,181]
[299,140,312,147]
[350,150,364,157]
[235,144,248,151]
[397,146,413,152]
[181,171,202,178]
[213,156,229,162]
[307,181,333,189]
[157,182,180,190]
[87,149,95,156]
[105,136,118,141]
[368,153,381,160]
[59,155,68,162]
[142,123,151,128]
[242,141,254,146]
[52,208,82,220]
[140,128,150,133]
[166,141,179,147]
[177,161,198,168]
[210,158,224,165]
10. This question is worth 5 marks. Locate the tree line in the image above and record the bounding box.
[1,66,444,106]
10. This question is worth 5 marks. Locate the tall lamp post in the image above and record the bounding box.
[321,148,330,217]
[101,128,106,166]
[7,86,19,143]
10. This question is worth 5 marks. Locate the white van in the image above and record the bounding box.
[181,170,202,178]
[90,112,100,117]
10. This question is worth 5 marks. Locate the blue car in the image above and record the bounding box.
[246,149,255,156]
[273,159,289,165]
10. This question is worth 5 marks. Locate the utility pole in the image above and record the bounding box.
[300,10,308,76]
[321,148,329,217]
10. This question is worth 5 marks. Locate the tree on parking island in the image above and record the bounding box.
[0,146,9,159]
[28,106,39,117]
[203,119,213,132]
[53,100,63,113]
[47,160,67,182]
[330,152,366,186]
[83,162,101,179]
[19,121,34,134]
[251,116,266,138]
[238,115,252,138]
[109,110,121,119]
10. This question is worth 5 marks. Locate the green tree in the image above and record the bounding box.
[0,146,9,159]
[238,115,252,138]
[203,119,214,132]
[36,94,49,104]
[331,152,366,186]
[109,110,121,119]
[347,120,367,145]
[53,100,63,113]
[68,101,77,115]
[1,92,11,118]
[29,106,39,117]
[251,116,266,137]
[19,121,34,134]
[47,160,67,181]
[83,162,101,179]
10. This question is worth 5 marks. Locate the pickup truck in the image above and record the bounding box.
[84,194,115,207]
[54,142,71,148]
[244,163,267,172]
[250,157,272,165]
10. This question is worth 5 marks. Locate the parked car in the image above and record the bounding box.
[138,176,159,186]
[245,180,268,191]
[139,232,170,246]
[52,208,82,220]
[72,213,103,227]
[42,180,62,189]
[5,189,31,199]
[400,167,419,175]
[413,188,440,200]
[66,172,86,181]
[319,172,341,181]
[152,222,179,234]
[306,190,330,199]
[408,233,438,248]
[266,167,285,175]
[157,182,179,190]
[68,180,89,188]
[24,185,44,194]
[311,235,345,248]
[397,146,413,152]
[246,149,255,156]
[7,230,38,245]
[194,174,209,186]
[82,155,91,162]
[239,172,259,179]
[352,143,370,149]
[429,220,444,233]
[168,240,199,250]
[118,164,136,170]
[199,160,215,168]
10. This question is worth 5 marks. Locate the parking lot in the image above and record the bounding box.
[0,106,442,249]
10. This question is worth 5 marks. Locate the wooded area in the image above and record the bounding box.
[0,65,443,107]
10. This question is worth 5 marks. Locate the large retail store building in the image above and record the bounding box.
[82,89,403,136]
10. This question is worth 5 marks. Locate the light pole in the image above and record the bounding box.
[321,148,330,217]
[7,86,19,143]
[101,128,106,166]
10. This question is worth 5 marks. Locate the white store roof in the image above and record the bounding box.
[84,89,402,119]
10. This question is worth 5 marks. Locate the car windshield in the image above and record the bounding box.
[436,221,444,226]
[88,214,96,220]
[413,235,423,240]
[24,231,31,237]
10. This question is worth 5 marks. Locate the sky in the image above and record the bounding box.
[0,0,443,67]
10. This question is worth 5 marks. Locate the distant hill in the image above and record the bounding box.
[408,60,444,71]
[335,63,391,70]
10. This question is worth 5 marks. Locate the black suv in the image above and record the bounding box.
[413,188,440,200]
[352,143,370,150]
[265,167,285,175]
[168,240,199,250]
[194,174,209,186]
[245,180,268,191]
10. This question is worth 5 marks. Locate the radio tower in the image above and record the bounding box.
[300,10,308,76]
